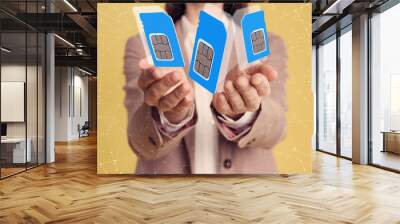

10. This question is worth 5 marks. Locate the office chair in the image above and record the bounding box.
[79,121,90,138]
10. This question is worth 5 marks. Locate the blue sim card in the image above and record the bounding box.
[189,10,227,94]
[241,10,270,64]
[138,12,184,67]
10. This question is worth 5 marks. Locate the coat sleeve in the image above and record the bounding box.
[231,33,289,149]
[123,36,196,160]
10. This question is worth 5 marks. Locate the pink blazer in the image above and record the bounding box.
[123,20,288,174]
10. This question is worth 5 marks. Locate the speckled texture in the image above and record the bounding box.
[97,3,312,174]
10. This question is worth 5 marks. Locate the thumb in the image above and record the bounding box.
[245,63,277,82]
[139,58,165,79]
[139,58,152,70]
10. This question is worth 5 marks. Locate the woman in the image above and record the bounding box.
[124,3,288,174]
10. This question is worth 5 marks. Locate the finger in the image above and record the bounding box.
[137,60,166,90]
[139,58,177,75]
[138,71,157,90]
[213,92,233,115]
[171,93,194,113]
[245,63,277,81]
[139,58,168,80]
[250,73,270,96]
[224,80,246,113]
[159,81,192,112]
[138,66,157,90]
[225,65,244,81]
[138,58,152,70]
[234,76,260,111]
[144,71,183,106]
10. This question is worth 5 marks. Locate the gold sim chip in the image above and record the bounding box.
[150,34,173,60]
[194,40,213,79]
[251,29,266,54]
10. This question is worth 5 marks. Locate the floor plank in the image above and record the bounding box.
[0,135,400,224]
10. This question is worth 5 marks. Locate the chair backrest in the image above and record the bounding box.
[82,121,90,129]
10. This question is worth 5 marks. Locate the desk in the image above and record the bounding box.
[382,131,400,154]
[1,138,31,163]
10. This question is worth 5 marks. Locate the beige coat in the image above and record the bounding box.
[123,19,288,174]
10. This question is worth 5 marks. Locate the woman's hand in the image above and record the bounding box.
[212,62,277,119]
[138,59,194,124]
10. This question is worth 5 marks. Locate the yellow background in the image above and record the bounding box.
[97,3,312,174]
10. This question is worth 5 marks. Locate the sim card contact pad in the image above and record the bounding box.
[149,33,174,61]
[250,28,266,54]
[193,39,214,80]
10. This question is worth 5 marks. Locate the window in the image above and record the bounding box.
[339,28,352,158]
[390,74,400,130]
[371,3,400,171]
[317,36,337,154]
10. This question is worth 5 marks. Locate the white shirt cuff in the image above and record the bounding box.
[158,106,195,133]
[218,111,258,129]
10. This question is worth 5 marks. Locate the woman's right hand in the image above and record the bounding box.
[138,59,194,124]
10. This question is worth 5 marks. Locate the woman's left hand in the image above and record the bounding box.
[212,62,278,119]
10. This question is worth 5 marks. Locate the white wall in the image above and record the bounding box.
[54,67,89,141]
[55,67,69,141]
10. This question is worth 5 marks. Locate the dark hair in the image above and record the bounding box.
[165,3,248,23]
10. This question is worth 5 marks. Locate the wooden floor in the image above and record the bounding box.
[0,167,26,178]
[1,135,400,224]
